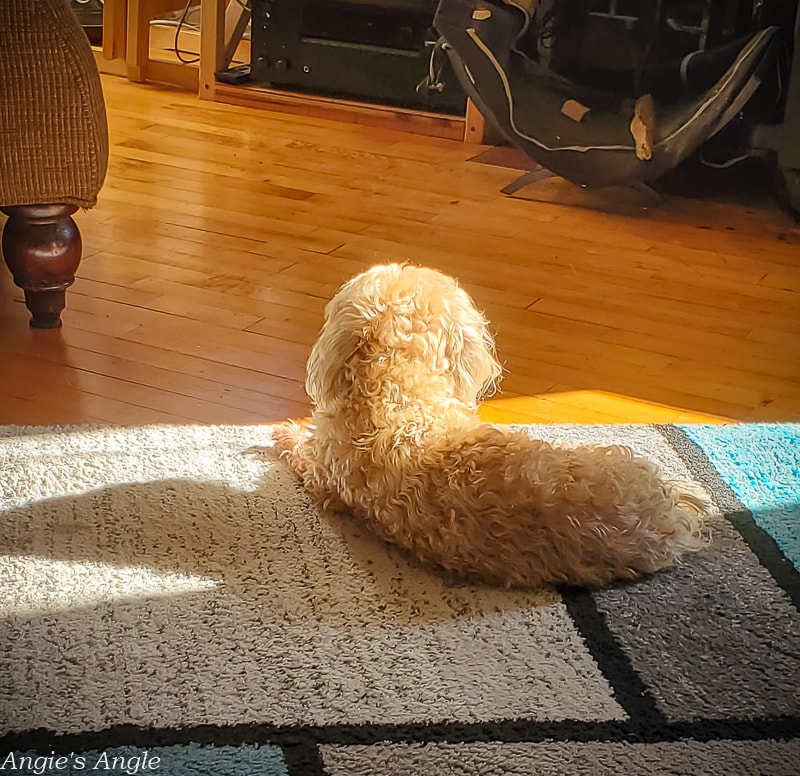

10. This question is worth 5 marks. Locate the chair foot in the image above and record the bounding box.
[1,204,81,328]
[501,168,556,195]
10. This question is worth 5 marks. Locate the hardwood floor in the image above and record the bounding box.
[1,75,799,427]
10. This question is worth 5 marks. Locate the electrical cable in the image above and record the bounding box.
[174,0,200,65]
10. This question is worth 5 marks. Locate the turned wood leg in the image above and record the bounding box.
[1,204,82,329]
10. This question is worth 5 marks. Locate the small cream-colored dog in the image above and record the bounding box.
[274,263,708,588]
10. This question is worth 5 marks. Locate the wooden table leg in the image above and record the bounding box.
[199,0,226,100]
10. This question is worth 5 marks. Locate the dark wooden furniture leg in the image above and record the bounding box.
[1,204,82,329]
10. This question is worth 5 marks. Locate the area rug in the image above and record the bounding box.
[1,423,798,775]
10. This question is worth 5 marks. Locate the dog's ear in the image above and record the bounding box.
[305,276,376,408]
[445,306,503,408]
[305,321,359,409]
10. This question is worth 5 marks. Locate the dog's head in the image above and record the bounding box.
[306,264,503,411]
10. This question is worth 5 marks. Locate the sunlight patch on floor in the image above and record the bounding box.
[479,391,732,425]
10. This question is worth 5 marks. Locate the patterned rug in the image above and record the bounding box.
[1,423,798,775]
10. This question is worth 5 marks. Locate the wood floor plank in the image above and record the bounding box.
[2,336,307,421]
[59,295,309,382]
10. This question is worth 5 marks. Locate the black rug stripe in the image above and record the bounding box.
[3,716,799,758]
[560,588,667,733]
[656,424,800,613]
[281,738,327,776]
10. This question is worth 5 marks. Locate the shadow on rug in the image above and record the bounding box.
[1,423,798,775]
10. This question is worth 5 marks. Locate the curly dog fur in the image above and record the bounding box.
[274,263,709,588]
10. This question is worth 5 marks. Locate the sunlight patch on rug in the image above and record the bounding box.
[1,557,220,618]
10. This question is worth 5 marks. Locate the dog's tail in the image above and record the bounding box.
[622,481,712,585]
